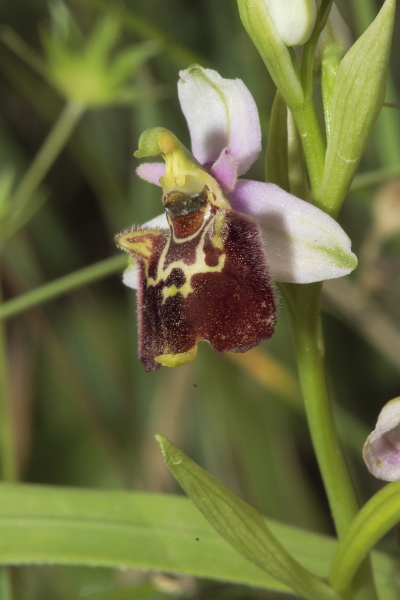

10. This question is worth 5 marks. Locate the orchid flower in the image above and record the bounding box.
[363,398,400,481]
[115,65,357,372]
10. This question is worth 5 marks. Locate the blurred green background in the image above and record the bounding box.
[0,0,399,598]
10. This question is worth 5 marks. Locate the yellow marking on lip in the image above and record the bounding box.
[144,212,227,302]
[115,229,164,262]
[160,253,226,301]
[154,345,197,367]
[211,212,225,250]
[162,281,193,301]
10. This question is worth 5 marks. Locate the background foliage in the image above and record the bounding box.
[0,0,399,598]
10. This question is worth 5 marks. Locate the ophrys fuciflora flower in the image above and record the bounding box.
[115,66,357,371]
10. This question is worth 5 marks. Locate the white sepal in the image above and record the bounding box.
[230,180,357,283]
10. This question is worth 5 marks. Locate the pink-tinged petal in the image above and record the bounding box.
[211,148,238,193]
[136,162,165,186]
[363,398,400,481]
[178,65,261,176]
[229,180,357,283]
[121,213,168,291]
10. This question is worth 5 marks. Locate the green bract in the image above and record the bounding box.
[315,3,352,139]
[319,0,396,216]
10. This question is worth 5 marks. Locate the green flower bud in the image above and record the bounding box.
[237,0,304,106]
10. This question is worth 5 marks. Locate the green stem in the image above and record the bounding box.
[292,283,378,600]
[290,100,326,199]
[294,284,358,534]
[0,26,47,78]
[0,255,127,322]
[9,100,85,222]
[287,0,334,200]
[299,0,333,102]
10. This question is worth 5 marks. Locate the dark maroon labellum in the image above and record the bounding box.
[115,187,276,371]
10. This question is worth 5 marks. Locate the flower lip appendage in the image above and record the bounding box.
[115,65,357,371]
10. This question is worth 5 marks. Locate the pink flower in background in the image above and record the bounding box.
[363,398,400,481]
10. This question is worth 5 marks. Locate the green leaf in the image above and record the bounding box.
[155,435,341,600]
[319,0,396,216]
[0,483,397,598]
[330,481,400,596]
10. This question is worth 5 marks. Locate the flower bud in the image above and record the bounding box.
[263,0,317,46]
[237,0,304,106]
[363,398,400,481]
